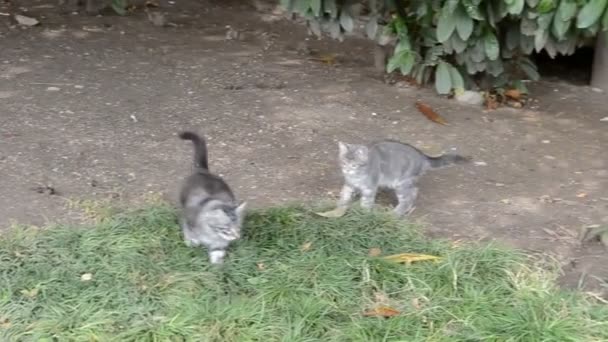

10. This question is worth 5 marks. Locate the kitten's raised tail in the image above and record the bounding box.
[179,131,209,170]
[426,154,471,169]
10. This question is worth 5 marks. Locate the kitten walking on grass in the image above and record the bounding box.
[337,140,470,216]
[178,131,247,265]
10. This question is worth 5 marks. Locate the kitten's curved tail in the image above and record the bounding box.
[426,154,471,169]
[179,131,209,170]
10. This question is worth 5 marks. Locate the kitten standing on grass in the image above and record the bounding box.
[178,131,247,265]
[337,140,470,216]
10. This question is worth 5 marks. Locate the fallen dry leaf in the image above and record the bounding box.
[81,273,93,281]
[310,53,338,65]
[20,288,38,298]
[315,207,346,218]
[415,100,448,125]
[256,262,266,271]
[368,248,382,257]
[300,242,312,252]
[484,93,499,110]
[576,192,587,198]
[504,89,522,100]
[0,316,10,329]
[382,253,442,265]
[363,306,400,318]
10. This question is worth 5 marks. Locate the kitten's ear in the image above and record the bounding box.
[338,141,348,156]
[236,201,247,217]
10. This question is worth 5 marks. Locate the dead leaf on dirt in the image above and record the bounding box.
[300,242,312,252]
[504,89,522,101]
[368,248,382,257]
[363,306,400,318]
[576,192,587,198]
[0,316,10,329]
[20,288,38,298]
[415,101,448,125]
[315,207,346,218]
[484,93,499,110]
[382,253,441,265]
[309,53,338,65]
[145,0,159,7]
[256,262,265,271]
[80,273,93,281]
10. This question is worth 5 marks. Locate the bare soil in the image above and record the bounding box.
[1,0,607,294]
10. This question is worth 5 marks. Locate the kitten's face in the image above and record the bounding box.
[202,202,247,241]
[338,142,369,173]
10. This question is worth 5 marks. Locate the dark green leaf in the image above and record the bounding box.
[520,17,538,35]
[366,15,379,39]
[455,5,474,40]
[437,7,457,42]
[470,41,486,62]
[394,37,412,54]
[399,52,416,75]
[534,29,548,51]
[448,65,465,90]
[463,0,485,20]
[435,61,453,94]
[483,31,500,60]
[111,0,126,15]
[537,12,554,30]
[519,57,540,80]
[506,25,520,50]
[520,34,535,53]
[507,0,525,15]
[446,0,460,13]
[557,0,577,21]
[451,34,468,53]
[487,59,504,76]
[424,45,445,66]
[537,0,556,13]
[551,16,571,40]
[339,10,354,32]
[387,53,401,73]
[310,0,321,16]
[576,0,607,29]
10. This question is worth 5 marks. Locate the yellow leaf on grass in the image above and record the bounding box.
[363,306,400,318]
[382,253,441,265]
[20,288,38,298]
[300,242,312,252]
[368,248,382,257]
[314,207,346,218]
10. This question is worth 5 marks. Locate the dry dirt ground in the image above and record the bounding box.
[1,0,607,293]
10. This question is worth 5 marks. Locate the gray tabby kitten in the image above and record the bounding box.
[178,131,247,265]
[337,140,470,216]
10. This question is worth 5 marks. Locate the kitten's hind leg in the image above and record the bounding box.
[394,183,418,216]
[337,184,356,209]
[360,187,377,210]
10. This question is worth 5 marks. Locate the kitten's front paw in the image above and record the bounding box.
[209,250,226,265]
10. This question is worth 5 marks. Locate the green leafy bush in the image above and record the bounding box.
[281,0,608,94]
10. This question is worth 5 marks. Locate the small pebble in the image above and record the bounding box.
[46,86,60,91]
[474,161,487,166]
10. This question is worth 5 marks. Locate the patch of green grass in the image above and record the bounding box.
[1,205,607,341]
